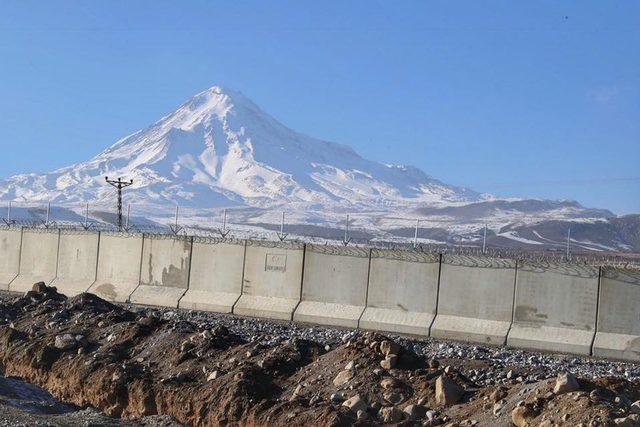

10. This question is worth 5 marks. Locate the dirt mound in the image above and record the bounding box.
[0,284,639,426]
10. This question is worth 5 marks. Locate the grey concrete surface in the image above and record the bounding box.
[233,241,304,321]
[593,267,640,361]
[179,238,246,313]
[0,228,22,291]
[359,249,439,336]
[9,228,59,294]
[507,261,599,355]
[87,233,143,302]
[430,255,516,345]
[50,230,99,297]
[294,244,370,328]
[129,234,192,308]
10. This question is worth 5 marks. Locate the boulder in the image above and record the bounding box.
[435,375,464,406]
[511,405,536,427]
[333,369,354,386]
[342,394,367,413]
[379,407,403,423]
[553,372,580,395]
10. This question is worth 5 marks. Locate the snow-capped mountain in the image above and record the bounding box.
[0,85,634,252]
[0,86,483,210]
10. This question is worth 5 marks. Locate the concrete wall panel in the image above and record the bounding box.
[294,244,370,328]
[179,237,246,313]
[431,255,516,345]
[130,234,192,308]
[0,228,22,291]
[359,249,439,336]
[233,240,304,320]
[9,228,59,293]
[593,267,640,361]
[507,261,599,355]
[88,233,143,302]
[51,230,99,297]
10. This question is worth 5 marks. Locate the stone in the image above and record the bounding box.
[342,394,367,413]
[54,333,77,351]
[333,370,354,387]
[614,415,640,426]
[379,406,403,423]
[630,400,640,415]
[553,372,580,395]
[212,325,229,337]
[207,370,219,381]
[344,360,355,371]
[380,354,398,370]
[490,387,507,403]
[380,340,401,356]
[383,391,404,405]
[403,404,427,420]
[380,377,399,389]
[330,392,345,403]
[180,341,194,353]
[32,281,47,293]
[493,402,504,415]
[428,359,440,369]
[436,375,464,406]
[511,405,536,427]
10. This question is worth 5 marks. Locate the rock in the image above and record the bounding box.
[32,281,47,293]
[380,340,401,356]
[490,387,508,403]
[380,354,398,370]
[383,391,404,405]
[54,333,77,351]
[379,407,404,423]
[180,340,194,353]
[380,377,399,389]
[344,360,355,371]
[538,421,554,427]
[212,325,229,337]
[428,359,440,369]
[630,400,640,415]
[553,372,580,395]
[207,370,219,381]
[333,370,354,386]
[330,392,345,403]
[403,404,427,420]
[614,415,640,426]
[342,394,367,413]
[511,405,536,427]
[200,329,212,339]
[493,402,504,415]
[436,375,464,406]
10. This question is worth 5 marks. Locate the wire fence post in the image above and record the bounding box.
[218,208,230,238]
[342,214,351,246]
[482,224,487,254]
[44,201,52,228]
[170,205,183,234]
[413,219,419,248]
[566,227,571,261]
[276,211,288,241]
[3,201,12,226]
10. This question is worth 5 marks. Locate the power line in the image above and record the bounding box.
[105,176,133,231]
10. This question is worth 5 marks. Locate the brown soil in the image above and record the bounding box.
[0,285,639,426]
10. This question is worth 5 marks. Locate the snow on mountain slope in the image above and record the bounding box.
[0,86,483,211]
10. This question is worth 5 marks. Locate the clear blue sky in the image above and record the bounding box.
[0,1,638,213]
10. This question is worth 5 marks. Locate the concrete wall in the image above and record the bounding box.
[508,261,599,355]
[294,244,370,328]
[88,233,143,302]
[0,228,22,291]
[430,255,516,345]
[359,249,439,336]
[233,240,304,321]
[51,230,99,297]
[130,234,192,308]
[593,267,640,361]
[9,228,59,293]
[179,238,246,313]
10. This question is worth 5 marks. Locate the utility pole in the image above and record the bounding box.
[105,176,133,231]
[413,219,420,249]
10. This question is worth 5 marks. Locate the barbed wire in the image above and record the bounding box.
[0,200,637,269]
